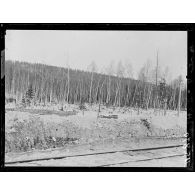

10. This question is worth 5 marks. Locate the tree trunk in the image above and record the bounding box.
[178,82,181,116]
[80,80,83,104]
[164,99,167,115]
[66,67,70,103]
[114,82,120,107]
[95,77,101,104]
[106,75,111,105]
[132,83,137,107]
[146,85,152,110]
[89,71,94,105]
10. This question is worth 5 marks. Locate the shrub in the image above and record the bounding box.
[5,116,80,153]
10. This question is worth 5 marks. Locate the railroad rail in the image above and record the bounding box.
[97,154,186,167]
[5,144,185,166]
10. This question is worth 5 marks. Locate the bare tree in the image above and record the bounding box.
[156,51,159,87]
[124,60,134,106]
[66,53,70,103]
[5,60,187,112]
[97,77,106,118]
[105,61,114,105]
[49,76,53,104]
[138,60,152,109]
[162,65,172,84]
[154,51,160,114]
[87,61,97,105]
[177,75,183,116]
[114,60,125,107]
[125,60,134,79]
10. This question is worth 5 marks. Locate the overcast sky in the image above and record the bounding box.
[5,30,187,80]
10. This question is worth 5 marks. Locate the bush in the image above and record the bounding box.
[5,116,80,153]
[79,103,86,110]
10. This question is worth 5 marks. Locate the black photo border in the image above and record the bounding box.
[0,23,194,172]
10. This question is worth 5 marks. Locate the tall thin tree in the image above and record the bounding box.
[66,52,70,103]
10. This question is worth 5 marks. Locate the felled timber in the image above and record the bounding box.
[98,114,118,119]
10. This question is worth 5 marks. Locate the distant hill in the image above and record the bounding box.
[5,60,187,110]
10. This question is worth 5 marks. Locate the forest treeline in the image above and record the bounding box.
[5,60,187,111]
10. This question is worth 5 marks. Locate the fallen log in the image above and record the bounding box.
[98,114,118,119]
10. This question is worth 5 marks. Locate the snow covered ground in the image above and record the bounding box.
[5,103,187,154]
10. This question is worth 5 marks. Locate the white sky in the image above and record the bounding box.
[5,30,187,80]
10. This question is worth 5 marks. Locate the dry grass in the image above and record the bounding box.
[5,105,187,153]
[5,116,81,153]
[5,108,77,116]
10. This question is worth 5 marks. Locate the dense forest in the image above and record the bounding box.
[5,60,187,111]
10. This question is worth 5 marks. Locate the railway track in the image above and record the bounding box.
[98,154,186,167]
[5,144,186,167]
